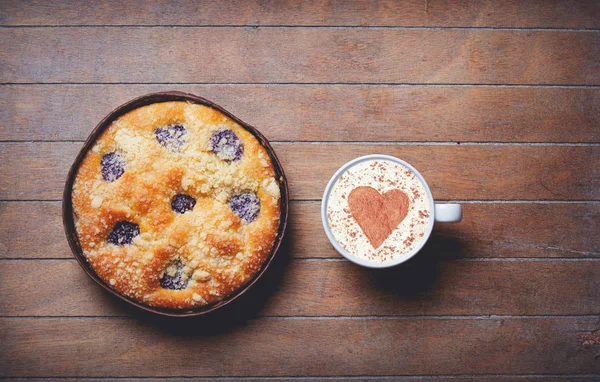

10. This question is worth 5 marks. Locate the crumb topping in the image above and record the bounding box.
[72,101,281,309]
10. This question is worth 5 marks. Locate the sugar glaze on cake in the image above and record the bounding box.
[72,101,281,309]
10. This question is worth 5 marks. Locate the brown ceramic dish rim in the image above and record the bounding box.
[62,91,289,317]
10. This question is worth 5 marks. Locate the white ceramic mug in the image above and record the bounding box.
[321,154,462,268]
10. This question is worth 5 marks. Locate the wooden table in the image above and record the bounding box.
[1,1,599,380]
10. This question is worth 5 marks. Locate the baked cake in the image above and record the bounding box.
[72,101,282,309]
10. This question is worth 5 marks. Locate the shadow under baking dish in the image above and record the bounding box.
[62,91,289,318]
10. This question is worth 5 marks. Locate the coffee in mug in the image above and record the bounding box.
[322,155,461,268]
[326,158,431,263]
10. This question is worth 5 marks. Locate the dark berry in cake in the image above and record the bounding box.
[229,192,261,223]
[101,152,125,182]
[210,129,243,161]
[160,260,188,290]
[155,123,187,150]
[107,221,140,245]
[171,194,196,214]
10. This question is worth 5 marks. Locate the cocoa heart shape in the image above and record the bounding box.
[348,186,410,249]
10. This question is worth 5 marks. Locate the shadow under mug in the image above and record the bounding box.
[321,154,462,268]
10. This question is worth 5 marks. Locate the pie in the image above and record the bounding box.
[71,101,281,309]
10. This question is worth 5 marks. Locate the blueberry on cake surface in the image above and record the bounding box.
[107,221,139,245]
[210,128,244,161]
[101,152,125,182]
[71,101,281,309]
[229,192,261,223]
[155,123,187,151]
[159,260,189,290]
[171,194,196,214]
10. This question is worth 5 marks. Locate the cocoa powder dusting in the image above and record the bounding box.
[403,235,415,247]
[348,186,410,249]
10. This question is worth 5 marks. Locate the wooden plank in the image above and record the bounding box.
[1,317,598,376]
[2,29,599,84]
[1,0,599,28]
[0,201,71,259]
[1,201,598,259]
[0,142,72,200]
[2,142,597,201]
[279,144,600,201]
[1,259,598,316]
[3,85,600,142]
[291,202,600,258]
[430,202,600,258]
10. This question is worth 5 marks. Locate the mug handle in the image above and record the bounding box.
[434,204,462,222]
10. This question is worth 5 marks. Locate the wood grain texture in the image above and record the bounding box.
[1,259,599,317]
[279,144,600,201]
[2,1,600,380]
[2,29,599,84]
[1,0,599,28]
[2,142,597,201]
[1,201,598,259]
[2,85,600,142]
[1,317,598,377]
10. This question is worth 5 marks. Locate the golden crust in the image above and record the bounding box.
[72,101,281,309]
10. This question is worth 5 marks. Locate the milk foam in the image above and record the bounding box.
[326,159,431,264]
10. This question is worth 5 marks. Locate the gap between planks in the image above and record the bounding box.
[2,83,600,88]
[2,315,599,320]
[1,140,599,146]
[2,200,598,203]
[1,258,599,262]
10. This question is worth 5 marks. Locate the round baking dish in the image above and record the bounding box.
[63,91,289,317]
